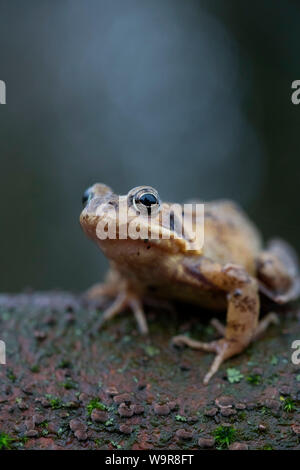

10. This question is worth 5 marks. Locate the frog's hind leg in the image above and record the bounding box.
[173,262,261,384]
[257,238,300,304]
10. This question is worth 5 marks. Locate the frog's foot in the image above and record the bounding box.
[173,312,280,384]
[172,336,244,384]
[96,290,149,335]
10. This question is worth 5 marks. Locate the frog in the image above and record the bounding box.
[80,183,300,383]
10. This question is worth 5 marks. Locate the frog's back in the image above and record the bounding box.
[202,200,262,275]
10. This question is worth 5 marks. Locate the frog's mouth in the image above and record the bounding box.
[80,183,114,237]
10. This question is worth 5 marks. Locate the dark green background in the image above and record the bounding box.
[0,0,299,292]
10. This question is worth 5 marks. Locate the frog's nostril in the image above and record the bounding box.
[82,187,94,206]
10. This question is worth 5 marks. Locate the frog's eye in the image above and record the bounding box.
[82,187,94,206]
[132,187,161,216]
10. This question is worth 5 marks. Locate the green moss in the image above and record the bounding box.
[110,440,122,449]
[57,359,72,369]
[94,438,104,447]
[86,398,107,416]
[227,368,244,384]
[105,418,114,426]
[259,406,272,416]
[270,355,278,365]
[16,436,29,448]
[6,369,16,383]
[282,397,297,413]
[175,414,187,422]
[143,345,160,357]
[158,431,173,444]
[150,418,160,426]
[123,427,139,449]
[60,379,77,390]
[0,432,14,450]
[122,335,132,344]
[30,364,40,373]
[107,405,116,413]
[237,411,247,421]
[246,374,262,385]
[45,395,63,410]
[262,444,273,450]
[213,425,237,449]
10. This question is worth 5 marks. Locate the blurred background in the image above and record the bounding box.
[0,0,299,292]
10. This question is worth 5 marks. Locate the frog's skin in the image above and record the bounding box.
[80,184,300,383]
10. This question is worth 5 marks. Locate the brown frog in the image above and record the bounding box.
[80,183,300,383]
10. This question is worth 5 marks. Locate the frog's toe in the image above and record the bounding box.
[251,312,279,341]
[172,335,244,384]
[171,335,217,352]
[128,297,149,335]
[97,291,128,330]
[210,318,226,336]
[202,339,233,384]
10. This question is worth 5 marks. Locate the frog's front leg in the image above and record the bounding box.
[172,262,260,384]
[85,269,122,301]
[85,269,149,335]
[97,289,148,334]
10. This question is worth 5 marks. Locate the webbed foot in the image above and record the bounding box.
[172,335,242,384]
[173,312,280,384]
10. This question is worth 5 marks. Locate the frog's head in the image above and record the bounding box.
[80,183,202,260]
